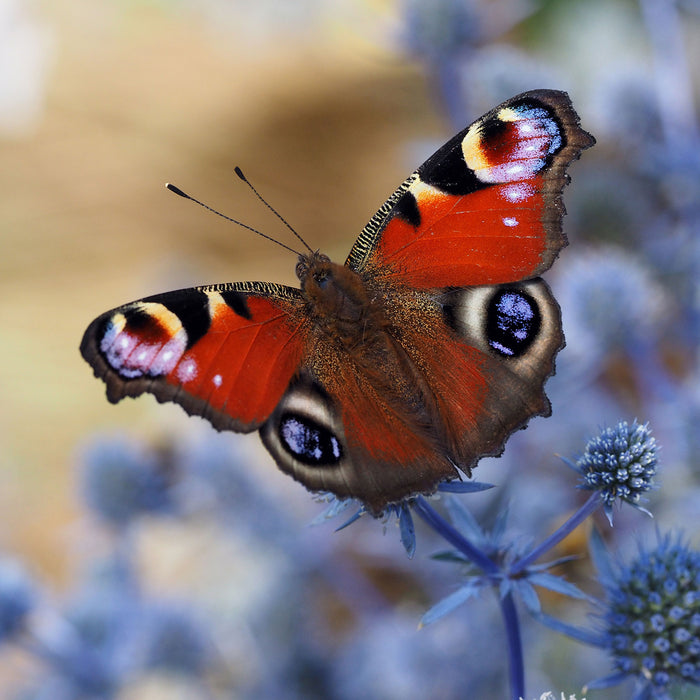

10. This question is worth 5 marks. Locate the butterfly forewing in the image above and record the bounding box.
[81,282,308,432]
[346,90,594,287]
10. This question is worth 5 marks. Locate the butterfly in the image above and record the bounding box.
[81,89,594,515]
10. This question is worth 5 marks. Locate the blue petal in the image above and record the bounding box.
[558,455,581,473]
[527,572,587,600]
[535,611,606,646]
[443,497,487,544]
[399,506,417,559]
[515,579,541,614]
[584,671,630,690]
[437,481,494,493]
[311,496,356,524]
[335,507,366,531]
[491,504,510,543]
[420,581,482,627]
[589,527,616,583]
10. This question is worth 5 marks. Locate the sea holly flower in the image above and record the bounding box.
[419,498,586,627]
[142,603,211,677]
[80,436,175,528]
[586,530,700,699]
[570,420,658,524]
[314,480,494,559]
[0,558,36,644]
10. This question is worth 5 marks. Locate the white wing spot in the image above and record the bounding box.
[213,374,223,387]
[177,358,198,383]
[501,183,534,203]
[503,217,519,227]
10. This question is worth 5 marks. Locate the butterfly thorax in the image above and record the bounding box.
[296,252,388,350]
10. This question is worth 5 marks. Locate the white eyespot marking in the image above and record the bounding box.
[101,324,143,378]
[99,304,188,380]
[503,217,518,227]
[213,374,223,387]
[468,105,563,184]
[177,358,198,383]
[150,332,187,375]
[500,183,535,203]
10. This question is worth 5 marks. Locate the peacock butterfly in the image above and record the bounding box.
[81,89,594,514]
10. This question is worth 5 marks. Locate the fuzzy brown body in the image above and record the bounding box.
[298,252,446,459]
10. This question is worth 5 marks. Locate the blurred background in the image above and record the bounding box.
[1,0,698,697]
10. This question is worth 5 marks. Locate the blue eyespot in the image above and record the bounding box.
[486,288,541,357]
[279,414,342,466]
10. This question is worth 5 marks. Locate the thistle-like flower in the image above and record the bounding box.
[0,558,35,644]
[574,420,658,524]
[589,532,700,699]
[80,436,174,528]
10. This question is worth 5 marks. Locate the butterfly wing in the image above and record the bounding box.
[80,282,308,432]
[316,90,593,506]
[346,89,594,287]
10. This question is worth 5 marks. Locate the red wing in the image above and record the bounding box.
[346,90,594,288]
[80,282,308,432]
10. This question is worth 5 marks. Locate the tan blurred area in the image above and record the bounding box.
[0,0,442,581]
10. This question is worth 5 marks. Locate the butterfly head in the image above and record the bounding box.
[296,251,371,328]
[295,251,331,286]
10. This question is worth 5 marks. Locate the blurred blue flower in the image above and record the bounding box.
[573,420,658,523]
[80,436,174,528]
[52,578,144,696]
[0,557,36,644]
[175,434,296,546]
[142,603,211,677]
[332,608,504,699]
[554,248,665,374]
[401,0,534,125]
[403,0,482,63]
[587,530,700,698]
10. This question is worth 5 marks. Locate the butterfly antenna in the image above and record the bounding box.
[234,167,314,253]
[165,183,304,257]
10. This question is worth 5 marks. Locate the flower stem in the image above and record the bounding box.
[413,496,498,575]
[510,492,600,575]
[500,590,525,700]
[413,496,525,699]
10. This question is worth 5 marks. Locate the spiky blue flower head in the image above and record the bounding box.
[0,558,36,644]
[575,420,658,522]
[598,533,700,698]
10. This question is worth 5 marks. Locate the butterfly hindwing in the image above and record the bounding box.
[80,282,308,432]
[346,89,594,288]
